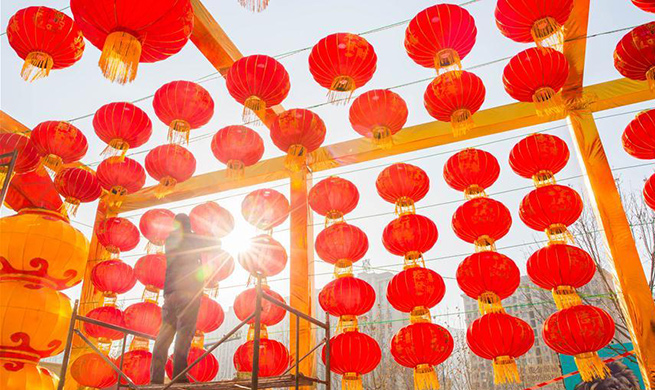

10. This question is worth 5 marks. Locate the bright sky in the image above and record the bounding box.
[1,0,653,332]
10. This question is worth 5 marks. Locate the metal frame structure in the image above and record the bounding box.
[0,150,18,206]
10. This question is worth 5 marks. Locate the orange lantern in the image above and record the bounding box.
[622,109,655,160]
[70,353,118,389]
[53,167,102,216]
[189,202,234,239]
[241,188,290,231]
[349,89,408,148]
[309,177,359,226]
[96,157,146,209]
[211,125,265,177]
[145,144,196,198]
[0,363,58,390]
[509,133,570,186]
[270,108,326,171]
[153,80,214,144]
[93,102,152,158]
[443,148,500,199]
[376,163,430,215]
[614,22,655,90]
[29,121,87,175]
[452,197,512,251]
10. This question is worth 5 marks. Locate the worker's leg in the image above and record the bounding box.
[172,292,202,382]
[150,294,178,384]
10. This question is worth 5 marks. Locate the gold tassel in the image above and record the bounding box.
[168,119,191,145]
[647,67,655,91]
[410,307,432,324]
[532,170,556,188]
[464,184,486,200]
[395,196,416,216]
[21,51,54,82]
[531,17,564,52]
[337,315,358,334]
[285,144,306,172]
[99,31,142,84]
[404,252,426,269]
[101,139,130,160]
[371,126,393,149]
[532,87,565,118]
[325,210,345,227]
[552,286,582,310]
[575,352,610,382]
[142,287,160,304]
[145,241,164,255]
[59,198,81,217]
[493,356,521,384]
[327,76,356,105]
[474,235,496,252]
[450,109,474,137]
[227,160,245,179]
[246,324,268,341]
[546,224,574,244]
[154,176,177,199]
[414,364,440,390]
[478,292,505,315]
[105,185,128,211]
[342,373,363,390]
[237,0,270,13]
[129,337,150,351]
[334,259,354,279]
[243,96,265,125]
[42,154,64,177]
[434,48,462,76]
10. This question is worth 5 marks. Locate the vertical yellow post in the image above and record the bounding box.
[567,109,655,389]
[289,168,316,385]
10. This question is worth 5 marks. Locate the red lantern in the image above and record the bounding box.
[622,109,655,160]
[6,6,84,81]
[503,47,569,117]
[201,249,235,288]
[189,202,234,239]
[391,322,454,390]
[632,0,655,12]
[527,244,595,309]
[495,0,573,50]
[211,125,265,177]
[91,259,137,298]
[83,306,125,342]
[153,80,214,144]
[309,177,359,226]
[319,276,375,331]
[424,71,486,135]
[270,108,326,171]
[452,197,512,250]
[96,157,146,209]
[238,235,288,278]
[349,89,408,148]
[467,313,535,384]
[382,214,438,266]
[71,353,118,389]
[165,347,218,382]
[53,167,102,216]
[234,339,289,377]
[543,305,615,382]
[509,133,570,186]
[234,286,286,328]
[308,33,377,103]
[124,301,162,338]
[443,148,500,199]
[196,295,225,334]
[139,209,175,253]
[93,102,152,158]
[405,4,477,73]
[145,143,196,198]
[29,121,88,174]
[97,217,140,257]
[376,163,430,215]
[134,254,167,292]
[614,22,655,90]
[241,188,290,231]
[315,223,368,275]
[119,350,152,385]
[519,184,583,242]
[387,267,445,320]
[322,331,381,389]
[225,55,290,122]
[645,173,655,211]
[0,133,40,181]
[70,0,193,84]
[456,251,520,314]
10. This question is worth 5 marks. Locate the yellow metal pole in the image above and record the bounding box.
[567,109,655,389]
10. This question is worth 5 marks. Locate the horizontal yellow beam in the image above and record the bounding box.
[0,110,31,135]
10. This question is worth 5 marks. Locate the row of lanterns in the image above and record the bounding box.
[622,109,655,212]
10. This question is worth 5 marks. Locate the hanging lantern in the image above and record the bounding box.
[456,251,520,314]
[519,184,583,243]
[349,89,408,148]
[201,248,235,290]
[322,330,381,390]
[145,144,196,199]
[190,202,234,239]
[452,197,512,251]
[238,235,288,279]
[124,301,162,338]
[93,102,152,158]
[6,6,84,81]
[0,133,40,183]
[211,125,265,177]
[308,33,377,103]
[83,306,125,344]
[96,157,146,209]
[405,4,477,74]
[270,108,326,171]
[139,209,175,254]
[622,109,655,160]
[424,71,486,136]
[0,364,58,390]
[495,0,573,51]
[503,47,570,117]
[319,276,375,332]
[225,55,290,123]
[467,312,535,384]
[315,223,368,277]
[153,80,214,144]
[70,353,118,389]
[387,267,445,323]
[632,0,655,12]
[91,259,137,303]
[509,133,570,186]
[390,322,454,390]
[614,22,655,90]
[96,217,140,258]
[119,350,152,385]
[234,339,289,378]
[29,121,88,175]
[165,347,218,383]
[134,254,167,299]
[527,244,595,309]
[382,214,438,267]
[196,295,225,336]
[53,167,102,216]
[234,286,286,339]
[241,188,290,231]
[309,177,360,226]
[644,173,655,211]
[70,0,194,84]
[376,163,430,215]
[543,305,615,382]
[443,148,500,199]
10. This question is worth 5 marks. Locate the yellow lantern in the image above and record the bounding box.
[0,209,89,290]
[0,362,58,390]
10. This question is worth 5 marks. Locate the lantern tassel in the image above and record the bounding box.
[371,126,393,149]
[532,87,565,118]
[647,67,655,91]
[531,17,564,52]
[101,139,130,160]
[450,109,474,137]
[493,356,521,384]
[434,49,462,76]
[414,364,440,390]
[325,210,345,227]
[238,0,270,13]
[168,119,191,145]
[532,170,556,188]
[342,373,363,390]
[145,241,164,255]
[464,184,486,200]
[59,198,81,218]
[328,76,356,105]
[227,160,246,179]
[243,96,265,125]
[478,292,505,315]
[546,224,574,244]
[105,185,128,211]
[21,51,54,82]
[474,235,497,252]
[42,154,64,178]
[285,144,307,172]
[395,196,416,216]
[154,176,177,199]
[99,31,142,84]
[575,352,611,382]
[552,286,582,310]
[337,315,358,334]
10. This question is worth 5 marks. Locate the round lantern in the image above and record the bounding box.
[0,363,58,390]
[29,121,87,175]
[315,223,368,275]
[91,259,137,299]
[443,148,500,198]
[386,266,445,321]
[124,302,162,338]
[632,0,655,12]
[405,4,477,73]
[509,133,570,186]
[456,251,520,314]
[196,295,224,334]
[145,143,196,198]
[0,209,88,289]
[452,197,512,251]
[270,108,326,171]
[70,0,194,84]
[119,349,152,385]
[6,6,84,81]
[190,202,234,239]
[238,235,287,278]
[309,176,359,226]
[376,163,430,215]
[622,109,655,160]
[322,331,381,390]
[53,167,102,216]
[93,102,152,158]
[234,339,289,377]
[645,173,655,211]
[319,276,375,331]
[527,244,595,309]
[234,287,286,331]
[614,22,655,90]
[165,347,218,383]
[139,209,175,253]
[83,305,125,343]
[96,217,140,257]
[241,188,290,231]
[519,184,583,242]
[349,89,408,148]
[0,133,40,183]
[495,0,573,50]
[382,214,438,266]
[225,55,290,122]
[424,70,486,135]
[201,249,235,289]
[96,157,146,209]
[543,305,615,382]
[134,254,167,293]
[153,80,214,144]
[211,125,265,177]
[467,313,535,384]
[391,322,454,390]
[70,353,118,389]
[308,33,377,103]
